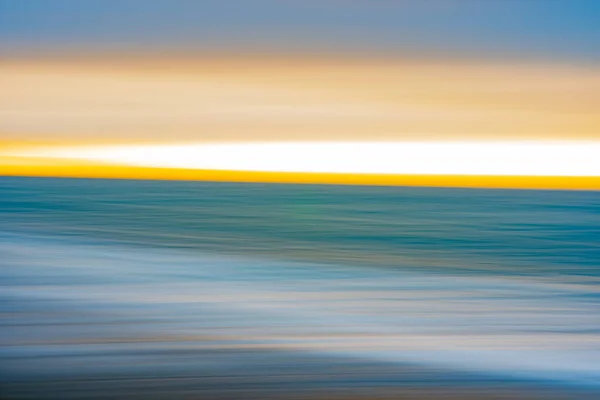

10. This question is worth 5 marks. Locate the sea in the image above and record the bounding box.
[1,176,599,399]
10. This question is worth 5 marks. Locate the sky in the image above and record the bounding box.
[1,0,599,59]
[1,0,599,188]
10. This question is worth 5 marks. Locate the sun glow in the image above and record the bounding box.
[7,141,600,177]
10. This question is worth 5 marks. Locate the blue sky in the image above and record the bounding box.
[1,0,599,60]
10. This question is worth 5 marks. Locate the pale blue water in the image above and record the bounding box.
[1,177,600,399]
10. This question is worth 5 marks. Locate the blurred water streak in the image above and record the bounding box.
[1,177,600,399]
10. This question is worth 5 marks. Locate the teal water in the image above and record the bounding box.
[2,177,599,276]
[1,177,600,399]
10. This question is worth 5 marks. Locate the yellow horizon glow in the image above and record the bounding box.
[5,141,600,177]
[2,56,599,189]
